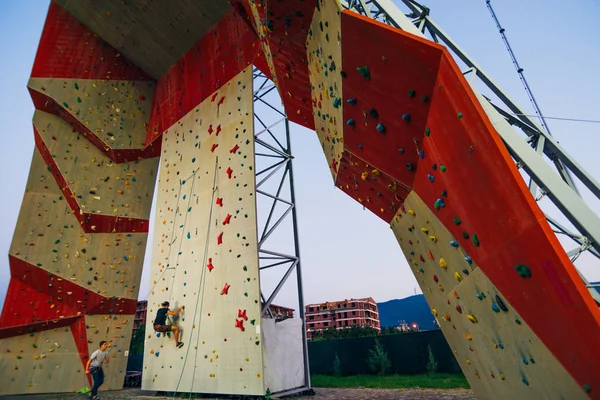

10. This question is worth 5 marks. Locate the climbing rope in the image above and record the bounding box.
[172,157,220,398]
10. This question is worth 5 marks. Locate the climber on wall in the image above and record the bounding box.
[153,301,184,348]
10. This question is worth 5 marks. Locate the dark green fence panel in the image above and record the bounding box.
[308,330,461,375]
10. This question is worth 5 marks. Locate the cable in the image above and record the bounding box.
[510,113,600,125]
[172,157,220,398]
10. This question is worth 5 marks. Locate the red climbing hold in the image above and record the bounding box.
[221,283,231,295]
[217,232,223,245]
[207,258,214,272]
[216,198,223,207]
[211,92,219,102]
[211,143,219,152]
[222,214,232,225]
[226,167,233,179]
[217,96,225,106]
[216,125,222,136]
[433,275,439,283]
[235,318,245,331]
[419,255,425,262]
[456,305,463,313]
[208,124,214,135]
[230,144,240,154]
[428,249,434,260]
[238,309,248,321]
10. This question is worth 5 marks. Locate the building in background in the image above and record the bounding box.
[134,300,147,335]
[264,303,295,321]
[305,297,380,339]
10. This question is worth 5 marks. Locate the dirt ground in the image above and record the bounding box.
[2,387,477,400]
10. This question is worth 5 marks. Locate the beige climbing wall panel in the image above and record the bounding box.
[9,148,150,299]
[0,327,83,395]
[391,191,587,400]
[28,78,155,150]
[307,0,344,180]
[143,66,265,396]
[33,111,157,222]
[244,1,279,89]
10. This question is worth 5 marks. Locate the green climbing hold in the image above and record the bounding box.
[453,217,462,225]
[424,128,431,137]
[472,234,480,247]
[408,89,416,97]
[458,112,463,118]
[62,101,69,108]
[74,82,79,90]
[356,66,370,80]
[514,264,531,278]
[515,319,522,325]
[583,384,591,393]
[440,165,447,172]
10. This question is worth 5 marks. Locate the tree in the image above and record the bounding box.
[366,338,391,376]
[129,325,146,354]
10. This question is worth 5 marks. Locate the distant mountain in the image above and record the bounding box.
[377,294,438,331]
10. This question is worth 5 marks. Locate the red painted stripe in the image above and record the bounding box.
[31,2,152,81]
[0,315,80,340]
[29,89,161,164]
[33,126,150,234]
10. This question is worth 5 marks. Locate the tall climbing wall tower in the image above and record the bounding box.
[0,3,159,395]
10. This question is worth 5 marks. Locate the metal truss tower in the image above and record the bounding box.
[252,68,312,395]
[341,0,600,302]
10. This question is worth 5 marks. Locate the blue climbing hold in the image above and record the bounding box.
[450,240,459,248]
[346,118,355,126]
[347,98,357,104]
[333,98,341,108]
[428,174,435,182]
[358,144,363,149]
[402,113,411,121]
[369,108,379,118]
[376,122,386,132]
[498,343,504,349]
[491,304,500,312]
[418,150,425,159]
[465,256,473,264]
[398,148,405,153]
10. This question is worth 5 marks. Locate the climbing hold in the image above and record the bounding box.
[235,319,245,332]
[453,217,462,225]
[583,385,591,393]
[220,283,231,295]
[333,98,341,108]
[498,343,504,349]
[454,272,463,282]
[424,128,431,136]
[467,314,478,323]
[402,113,411,121]
[439,258,447,269]
[347,98,357,104]
[458,112,463,118]
[421,95,429,102]
[408,90,416,97]
[357,144,363,149]
[357,66,371,80]
[462,232,470,239]
[207,258,214,272]
[472,234,480,247]
[491,304,500,313]
[464,256,473,264]
[376,122,386,133]
[515,319,522,325]
[433,275,439,283]
[428,174,434,182]
[346,118,355,126]
[440,165,447,172]
[450,240,459,248]
[421,227,429,234]
[462,269,470,276]
[429,235,438,242]
[369,108,379,118]
[514,264,531,278]
[495,295,508,312]
[522,377,529,386]
[456,305,463,313]
[418,150,425,158]
[406,163,414,171]
[432,309,438,316]
[408,209,416,215]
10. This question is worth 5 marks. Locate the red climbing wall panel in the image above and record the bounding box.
[340,10,440,191]
[145,10,269,147]
[413,53,600,391]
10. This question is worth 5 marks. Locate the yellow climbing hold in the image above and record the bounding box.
[439,258,447,269]
[467,314,478,323]
[361,172,369,180]
[429,235,438,242]
[466,359,471,365]
[500,374,505,380]
[465,332,473,340]
[438,284,445,291]
[454,272,463,282]
[432,309,438,316]
[421,227,429,233]
[452,290,460,299]
[408,209,416,215]
[372,169,380,175]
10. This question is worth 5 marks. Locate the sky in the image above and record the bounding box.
[0,0,599,313]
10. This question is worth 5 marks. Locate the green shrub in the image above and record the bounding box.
[366,339,391,376]
[333,352,342,377]
[426,345,438,375]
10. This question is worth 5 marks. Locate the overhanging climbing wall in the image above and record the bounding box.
[143,66,265,395]
[0,3,159,395]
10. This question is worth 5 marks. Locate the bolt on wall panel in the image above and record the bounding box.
[143,66,265,396]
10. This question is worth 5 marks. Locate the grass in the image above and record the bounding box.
[310,373,470,390]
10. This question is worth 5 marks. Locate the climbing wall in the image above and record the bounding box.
[142,66,265,396]
[0,3,158,395]
[307,0,344,180]
[391,192,587,399]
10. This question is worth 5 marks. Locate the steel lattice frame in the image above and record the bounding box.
[341,0,600,302]
[252,68,312,395]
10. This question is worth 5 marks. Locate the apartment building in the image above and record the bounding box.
[304,297,380,339]
[133,300,147,334]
